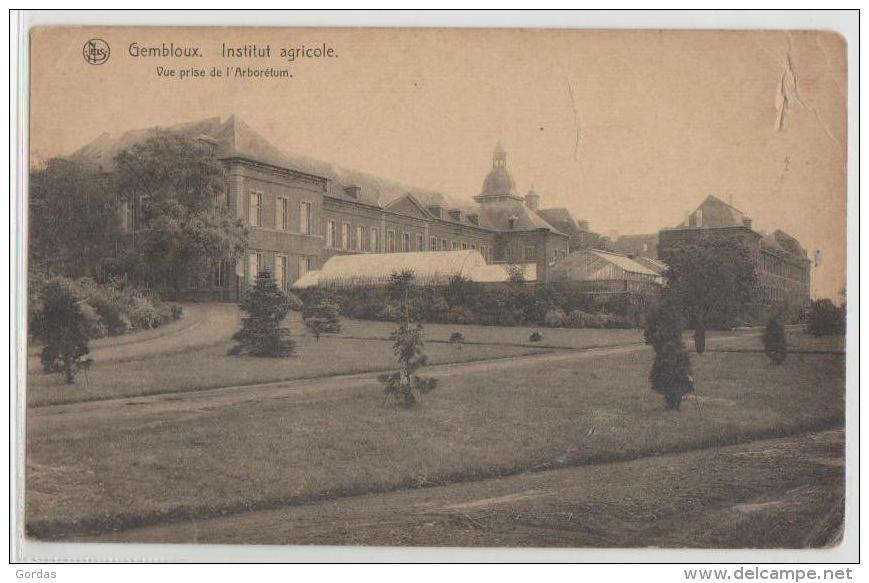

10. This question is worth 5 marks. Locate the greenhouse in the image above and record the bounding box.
[291,250,537,288]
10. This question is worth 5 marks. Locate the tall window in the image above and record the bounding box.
[451,241,458,250]
[275,254,288,291]
[327,220,338,248]
[300,201,312,234]
[442,238,448,251]
[120,197,134,232]
[386,230,396,253]
[416,234,425,252]
[371,227,380,253]
[429,236,438,251]
[342,223,352,250]
[276,197,289,231]
[356,225,366,252]
[524,246,536,261]
[298,256,310,279]
[249,192,262,227]
[462,242,469,250]
[403,233,411,252]
[249,251,262,280]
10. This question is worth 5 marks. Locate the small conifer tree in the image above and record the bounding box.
[646,297,695,410]
[38,281,93,384]
[378,270,437,407]
[303,298,342,341]
[229,270,295,357]
[763,313,788,364]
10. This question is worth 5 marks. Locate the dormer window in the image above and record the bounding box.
[508,215,518,229]
[467,213,479,225]
[343,185,361,200]
[448,209,462,222]
[427,206,443,219]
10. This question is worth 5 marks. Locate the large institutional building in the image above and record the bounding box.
[74,116,811,307]
[78,116,581,299]
[658,195,812,307]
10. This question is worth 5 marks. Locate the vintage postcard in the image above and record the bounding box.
[18,22,850,559]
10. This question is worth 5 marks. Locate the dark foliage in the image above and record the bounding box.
[805,299,846,337]
[529,331,543,342]
[303,298,342,341]
[112,131,247,294]
[449,331,466,349]
[646,297,694,410]
[763,313,788,364]
[304,280,649,329]
[229,271,295,357]
[37,281,93,384]
[661,237,760,352]
[29,158,121,278]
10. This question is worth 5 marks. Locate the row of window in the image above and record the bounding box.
[325,219,493,261]
[249,191,313,235]
[249,251,315,290]
[759,253,807,281]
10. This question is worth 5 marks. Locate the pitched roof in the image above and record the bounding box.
[70,115,458,210]
[535,208,587,237]
[678,195,750,229]
[587,249,661,277]
[476,199,565,234]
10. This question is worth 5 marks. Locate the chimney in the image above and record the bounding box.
[743,217,753,229]
[525,191,540,211]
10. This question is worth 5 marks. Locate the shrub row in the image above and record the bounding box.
[29,273,183,341]
[297,278,651,329]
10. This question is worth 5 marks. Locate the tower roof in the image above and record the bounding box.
[476,142,522,202]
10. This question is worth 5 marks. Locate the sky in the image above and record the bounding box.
[30,27,847,298]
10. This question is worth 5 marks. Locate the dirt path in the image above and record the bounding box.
[76,429,844,548]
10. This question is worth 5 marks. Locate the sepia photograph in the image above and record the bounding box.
[12,13,856,564]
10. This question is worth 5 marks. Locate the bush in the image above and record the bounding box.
[38,280,93,384]
[304,299,342,339]
[529,331,543,342]
[806,299,845,336]
[230,271,295,357]
[379,321,438,407]
[646,297,694,410]
[763,314,788,364]
[543,308,568,328]
[565,310,604,329]
[448,306,476,325]
[449,331,465,348]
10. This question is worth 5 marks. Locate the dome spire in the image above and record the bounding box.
[493,142,507,168]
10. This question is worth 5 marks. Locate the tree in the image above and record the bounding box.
[805,299,846,336]
[763,313,788,364]
[661,238,759,354]
[646,297,694,410]
[229,271,295,357]
[379,321,438,407]
[29,158,121,278]
[378,269,437,407]
[303,298,342,341]
[112,131,247,295]
[37,281,93,384]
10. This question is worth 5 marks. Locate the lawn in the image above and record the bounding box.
[27,330,547,407]
[25,336,845,539]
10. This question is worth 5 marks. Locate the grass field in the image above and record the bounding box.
[26,324,548,407]
[26,333,844,539]
[85,430,844,548]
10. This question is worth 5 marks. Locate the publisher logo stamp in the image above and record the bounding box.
[83,39,110,65]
